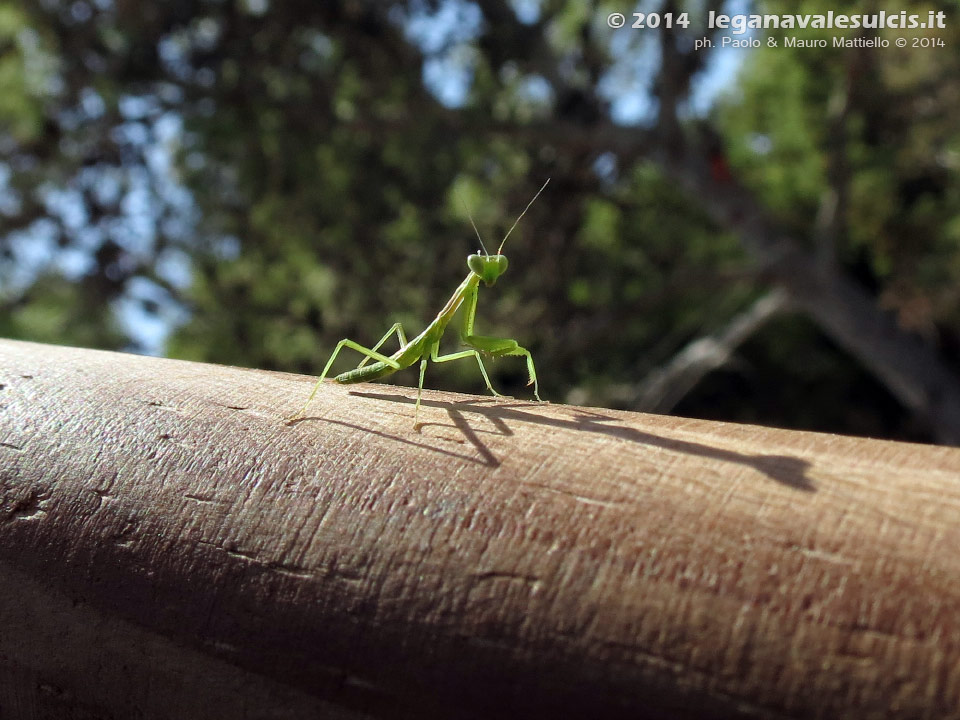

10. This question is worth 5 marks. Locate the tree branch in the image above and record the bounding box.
[4,339,960,717]
[633,288,790,413]
[664,144,960,443]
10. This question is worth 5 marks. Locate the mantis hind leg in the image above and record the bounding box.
[358,323,407,369]
[287,338,401,422]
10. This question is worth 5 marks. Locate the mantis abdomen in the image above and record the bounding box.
[335,362,395,384]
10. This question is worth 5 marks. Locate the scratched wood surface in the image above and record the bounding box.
[2,339,960,719]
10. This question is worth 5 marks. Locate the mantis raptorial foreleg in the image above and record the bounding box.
[296,338,402,417]
[462,335,541,401]
[456,275,540,399]
[358,322,407,369]
[504,346,540,401]
[430,344,504,397]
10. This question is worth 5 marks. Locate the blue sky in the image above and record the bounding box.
[404,0,748,120]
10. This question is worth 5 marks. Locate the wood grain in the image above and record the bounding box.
[1,338,960,719]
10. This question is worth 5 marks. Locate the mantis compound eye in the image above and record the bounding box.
[468,254,485,276]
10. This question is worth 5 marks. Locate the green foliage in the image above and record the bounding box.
[720,0,960,327]
[719,49,827,224]
[1,275,127,349]
[0,5,52,142]
[2,0,959,442]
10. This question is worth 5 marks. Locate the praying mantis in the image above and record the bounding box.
[288,179,550,426]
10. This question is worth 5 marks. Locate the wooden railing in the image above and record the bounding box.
[2,338,959,719]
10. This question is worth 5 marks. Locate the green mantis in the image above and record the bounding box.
[289,179,550,425]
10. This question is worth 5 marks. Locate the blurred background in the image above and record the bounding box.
[2,0,959,443]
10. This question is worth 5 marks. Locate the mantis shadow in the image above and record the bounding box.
[413,404,505,468]
[290,405,504,468]
[350,391,816,492]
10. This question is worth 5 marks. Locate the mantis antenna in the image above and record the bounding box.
[457,190,489,256]
[497,178,551,254]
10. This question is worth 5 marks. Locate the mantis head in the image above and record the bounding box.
[460,178,550,287]
[468,253,508,286]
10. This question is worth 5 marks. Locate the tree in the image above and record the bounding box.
[3,0,960,443]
